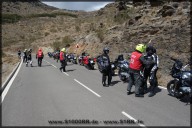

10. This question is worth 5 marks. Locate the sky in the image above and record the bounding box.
[41,1,114,12]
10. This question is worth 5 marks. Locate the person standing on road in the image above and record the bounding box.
[127,44,154,97]
[143,46,159,97]
[18,49,21,59]
[23,49,27,63]
[26,48,33,67]
[36,48,44,67]
[59,48,67,72]
[97,47,112,87]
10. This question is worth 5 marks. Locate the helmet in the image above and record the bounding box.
[103,47,109,54]
[61,48,66,52]
[174,60,183,70]
[146,46,155,55]
[28,49,31,52]
[135,44,146,53]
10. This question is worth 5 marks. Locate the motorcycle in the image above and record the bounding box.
[78,56,83,65]
[110,61,117,76]
[72,56,77,64]
[67,54,72,62]
[118,60,129,82]
[167,59,192,103]
[84,58,95,70]
[48,52,53,58]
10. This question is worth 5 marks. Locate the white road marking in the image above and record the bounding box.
[51,64,57,68]
[74,79,101,98]
[1,59,23,102]
[122,111,146,127]
[44,60,57,69]
[63,72,69,76]
[44,60,50,64]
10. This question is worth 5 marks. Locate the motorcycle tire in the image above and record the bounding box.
[91,65,94,70]
[167,80,177,97]
[167,80,184,98]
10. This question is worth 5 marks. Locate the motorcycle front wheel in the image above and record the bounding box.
[167,80,184,98]
[167,80,178,97]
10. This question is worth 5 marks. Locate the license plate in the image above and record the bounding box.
[111,65,115,68]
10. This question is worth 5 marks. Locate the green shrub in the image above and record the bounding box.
[2,14,22,23]
[114,10,131,24]
[96,28,106,42]
[89,23,95,31]
[61,36,73,48]
[50,28,57,33]
[75,26,80,32]
[2,12,78,24]
[52,41,61,51]
[45,32,49,36]
[26,12,78,19]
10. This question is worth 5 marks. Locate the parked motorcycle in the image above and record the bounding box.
[84,57,95,70]
[48,52,53,58]
[118,60,129,82]
[167,59,192,103]
[53,51,59,62]
[78,56,83,65]
[110,61,117,76]
[72,56,77,64]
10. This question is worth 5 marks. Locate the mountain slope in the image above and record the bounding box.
[2,1,191,86]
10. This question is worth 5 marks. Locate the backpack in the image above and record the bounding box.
[97,55,110,73]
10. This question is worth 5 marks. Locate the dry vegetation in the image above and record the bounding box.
[2,1,191,86]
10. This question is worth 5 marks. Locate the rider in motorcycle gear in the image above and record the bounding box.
[143,45,159,97]
[100,47,112,86]
[36,48,44,67]
[127,44,154,97]
[26,49,33,66]
[23,49,27,63]
[59,48,67,72]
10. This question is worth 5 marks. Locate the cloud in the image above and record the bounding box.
[42,1,114,11]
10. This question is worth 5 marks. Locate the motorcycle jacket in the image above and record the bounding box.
[129,51,143,70]
[60,52,65,61]
[27,52,32,60]
[37,50,44,58]
[143,54,155,70]
[130,51,155,71]
[151,54,159,72]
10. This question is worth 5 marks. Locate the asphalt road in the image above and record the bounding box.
[1,56,191,127]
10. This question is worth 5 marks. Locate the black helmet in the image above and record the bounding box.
[146,46,155,55]
[103,47,109,54]
[174,60,183,70]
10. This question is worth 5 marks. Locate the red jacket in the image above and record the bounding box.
[129,51,142,70]
[37,50,44,58]
[60,52,65,61]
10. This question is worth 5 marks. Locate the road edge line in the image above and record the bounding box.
[1,58,23,102]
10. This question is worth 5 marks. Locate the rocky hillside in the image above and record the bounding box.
[2,0,191,86]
